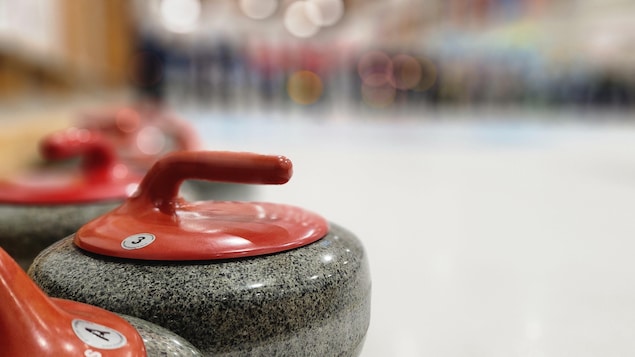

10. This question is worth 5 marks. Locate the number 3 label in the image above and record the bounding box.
[121,233,156,250]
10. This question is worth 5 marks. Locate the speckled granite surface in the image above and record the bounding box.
[120,314,203,356]
[29,223,371,356]
[0,201,120,270]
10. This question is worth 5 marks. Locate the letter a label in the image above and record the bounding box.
[72,319,127,349]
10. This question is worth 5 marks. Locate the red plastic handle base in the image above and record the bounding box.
[0,247,146,356]
[76,151,329,261]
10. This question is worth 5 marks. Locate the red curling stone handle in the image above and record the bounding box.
[40,127,119,181]
[130,151,293,214]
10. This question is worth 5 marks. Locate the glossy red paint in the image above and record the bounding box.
[75,151,329,261]
[0,247,146,356]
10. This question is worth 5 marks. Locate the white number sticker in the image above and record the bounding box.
[72,319,127,350]
[121,233,156,250]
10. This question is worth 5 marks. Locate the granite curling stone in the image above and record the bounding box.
[0,246,203,357]
[29,151,372,357]
[120,314,203,357]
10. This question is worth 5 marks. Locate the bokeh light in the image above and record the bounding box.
[284,1,320,38]
[287,70,323,105]
[159,0,201,33]
[413,56,438,92]
[357,51,393,87]
[389,54,422,90]
[361,83,396,108]
[115,108,141,134]
[136,126,166,155]
[305,0,344,27]
[239,0,278,20]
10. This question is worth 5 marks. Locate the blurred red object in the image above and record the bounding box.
[76,101,201,172]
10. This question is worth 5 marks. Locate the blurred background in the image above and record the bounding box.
[2,1,635,356]
[2,0,634,113]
